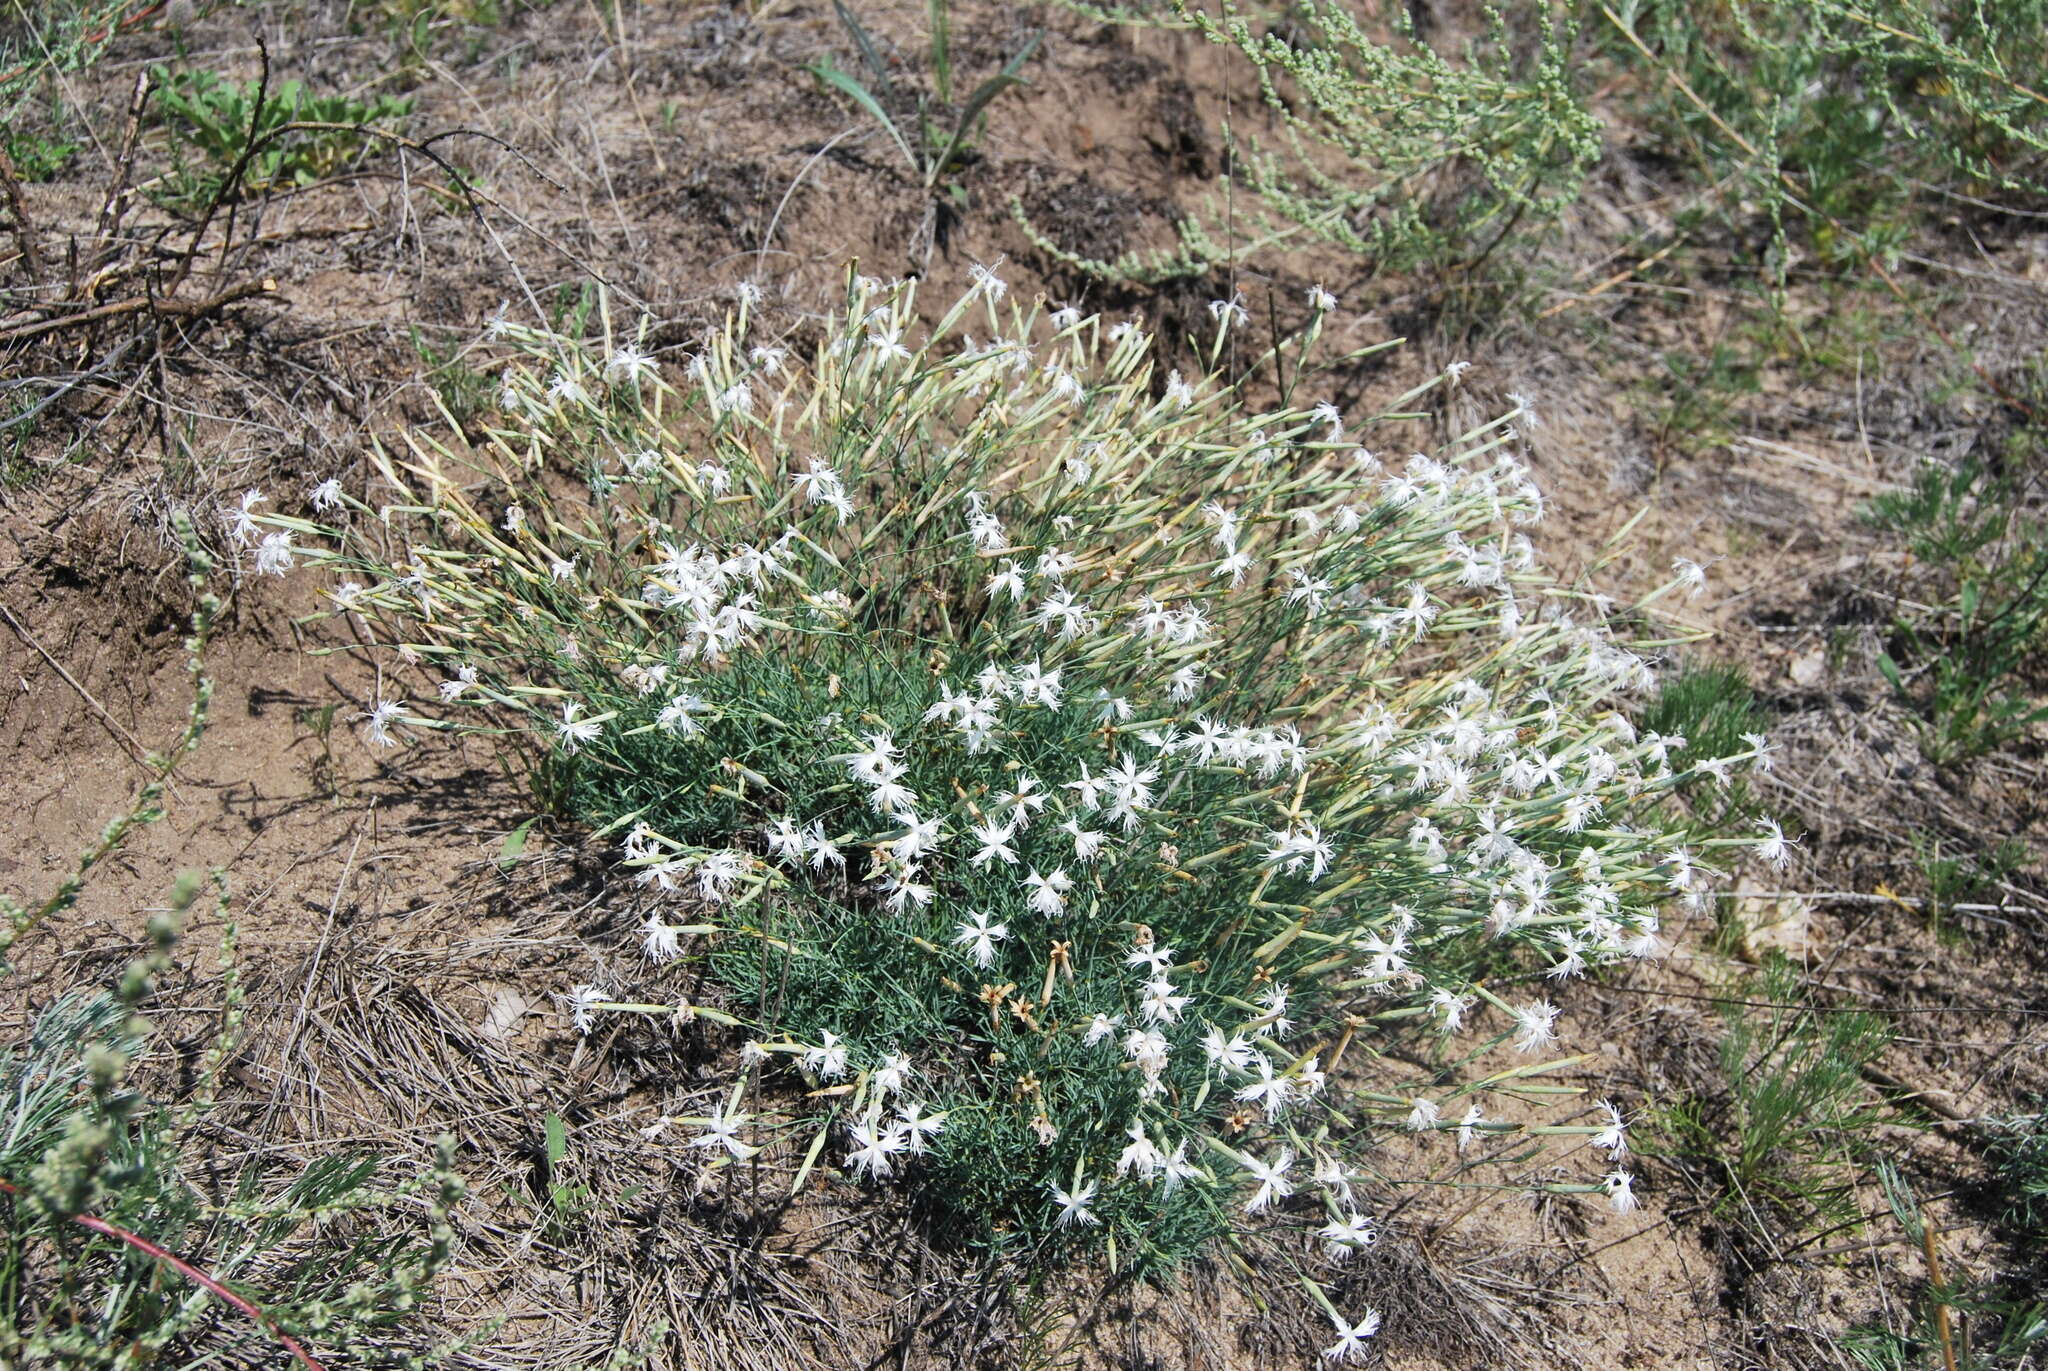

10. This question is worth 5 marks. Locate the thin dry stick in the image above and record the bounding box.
[261,817,370,1140]
[1922,1217,1961,1371]
[79,70,153,300]
[0,600,154,772]
[0,146,46,284]
[0,278,280,348]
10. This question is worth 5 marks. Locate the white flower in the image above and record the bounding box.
[1457,1103,1487,1150]
[1321,1309,1382,1364]
[1319,1212,1378,1261]
[605,344,658,385]
[1241,1146,1294,1213]
[1754,817,1797,868]
[1126,939,1175,975]
[893,812,945,862]
[845,1119,906,1180]
[1116,1122,1164,1180]
[1255,983,1294,1040]
[1013,658,1062,708]
[556,701,602,753]
[1605,1168,1638,1214]
[253,531,295,576]
[1209,292,1248,327]
[1023,868,1072,916]
[804,820,845,870]
[362,698,405,747]
[873,1051,914,1097]
[1429,987,1474,1032]
[952,910,1010,969]
[1742,730,1778,773]
[715,380,754,415]
[309,477,344,513]
[689,1107,760,1159]
[438,664,479,703]
[1405,1097,1441,1132]
[1511,999,1559,1053]
[969,821,1018,869]
[1139,976,1190,1024]
[867,323,912,364]
[229,489,266,545]
[1307,283,1337,311]
[967,259,1008,302]
[1593,1100,1629,1156]
[658,692,710,738]
[804,1031,849,1080]
[545,373,590,407]
[987,560,1027,602]
[895,1100,946,1152]
[642,916,682,962]
[1161,1140,1202,1194]
[877,868,933,913]
[1049,1177,1098,1227]
[561,984,606,1034]
[1201,1028,1255,1073]
[1673,557,1707,599]
[1083,1013,1123,1046]
[1264,823,1334,882]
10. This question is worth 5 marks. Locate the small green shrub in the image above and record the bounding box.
[1913,830,2027,935]
[1019,0,1601,286]
[1984,1108,2048,1256]
[0,0,133,121]
[1637,662,1767,824]
[1864,447,2048,765]
[271,270,1774,1345]
[150,67,413,214]
[1603,0,2048,269]
[1837,1153,2048,1370]
[411,326,497,432]
[1655,959,1892,1232]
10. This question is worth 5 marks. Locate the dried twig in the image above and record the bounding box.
[0,277,279,348]
[0,599,155,773]
[0,147,46,285]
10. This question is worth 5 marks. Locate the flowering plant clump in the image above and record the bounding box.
[263,269,1770,1352]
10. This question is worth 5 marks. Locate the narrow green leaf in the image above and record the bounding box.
[789,1111,837,1197]
[932,61,1032,187]
[831,0,896,98]
[928,0,952,105]
[498,816,535,871]
[808,59,920,177]
[1877,652,1905,694]
[544,1112,567,1171]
